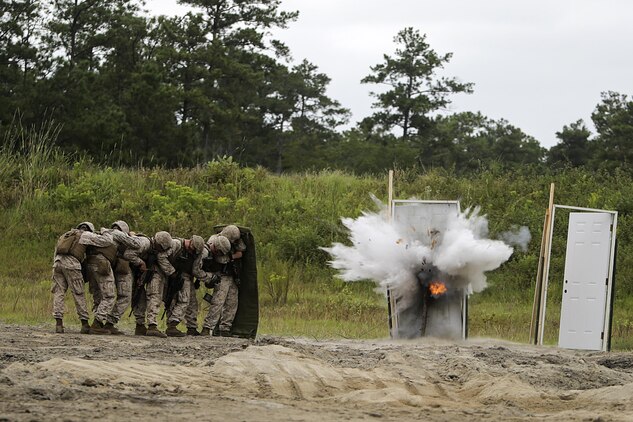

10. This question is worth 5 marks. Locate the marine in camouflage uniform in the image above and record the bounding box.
[164,235,212,337]
[51,222,112,334]
[159,235,185,337]
[201,233,237,336]
[89,221,141,335]
[218,225,247,334]
[183,235,227,336]
[83,225,122,334]
[124,231,174,337]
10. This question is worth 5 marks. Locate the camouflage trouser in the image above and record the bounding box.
[88,276,100,311]
[84,255,116,324]
[184,280,199,329]
[51,265,89,321]
[132,284,147,326]
[202,275,238,331]
[107,272,132,324]
[167,273,191,324]
[143,271,165,326]
[90,271,132,325]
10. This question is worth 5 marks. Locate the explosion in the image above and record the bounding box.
[322,204,517,294]
[321,201,527,339]
[428,281,447,297]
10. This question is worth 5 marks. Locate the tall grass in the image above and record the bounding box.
[0,276,52,324]
[0,121,632,349]
[1,117,70,205]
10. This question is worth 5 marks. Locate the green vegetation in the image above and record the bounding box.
[0,125,632,350]
[7,1,631,174]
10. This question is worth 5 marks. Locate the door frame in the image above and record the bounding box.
[388,199,468,340]
[538,205,618,351]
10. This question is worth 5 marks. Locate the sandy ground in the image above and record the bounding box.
[0,324,632,421]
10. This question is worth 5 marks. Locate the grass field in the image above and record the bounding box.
[1,272,631,350]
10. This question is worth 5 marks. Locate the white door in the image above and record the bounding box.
[559,212,613,350]
[390,201,466,340]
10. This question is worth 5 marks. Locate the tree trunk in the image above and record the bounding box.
[203,120,210,163]
[402,76,414,140]
[276,120,285,175]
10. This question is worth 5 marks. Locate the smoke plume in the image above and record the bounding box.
[322,203,517,295]
[498,226,532,253]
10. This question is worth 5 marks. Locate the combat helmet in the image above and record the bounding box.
[76,221,95,232]
[154,231,173,251]
[190,235,205,254]
[207,234,231,255]
[220,225,241,242]
[111,220,130,235]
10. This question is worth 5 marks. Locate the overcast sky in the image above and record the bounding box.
[148,0,633,148]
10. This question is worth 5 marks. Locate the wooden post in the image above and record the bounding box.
[529,213,548,344]
[537,185,556,345]
[529,183,555,344]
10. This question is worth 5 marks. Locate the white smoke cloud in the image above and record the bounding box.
[323,212,432,288]
[322,203,516,295]
[432,207,514,293]
[498,225,532,253]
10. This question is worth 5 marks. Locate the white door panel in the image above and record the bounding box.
[559,212,612,350]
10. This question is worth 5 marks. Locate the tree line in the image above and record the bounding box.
[2,0,632,173]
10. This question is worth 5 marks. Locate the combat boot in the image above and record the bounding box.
[134,324,147,336]
[219,330,232,337]
[80,319,90,334]
[55,318,64,334]
[145,324,167,338]
[104,322,125,335]
[186,328,200,336]
[165,321,186,337]
[89,319,111,335]
[200,327,210,336]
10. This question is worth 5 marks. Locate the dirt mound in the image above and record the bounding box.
[1,325,632,421]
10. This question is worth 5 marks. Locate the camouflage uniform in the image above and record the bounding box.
[90,222,141,332]
[83,231,119,332]
[124,235,152,327]
[109,257,132,324]
[162,238,187,327]
[183,240,215,334]
[216,226,247,333]
[202,234,238,335]
[52,222,112,332]
[125,232,173,336]
[184,278,200,333]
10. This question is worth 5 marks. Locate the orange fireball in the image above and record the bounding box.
[428,281,447,296]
